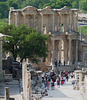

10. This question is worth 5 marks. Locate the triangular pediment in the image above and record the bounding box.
[61,6,70,11]
[41,6,53,14]
[43,6,51,11]
[22,6,37,11]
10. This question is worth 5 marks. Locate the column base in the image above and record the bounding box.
[52,64,55,70]
[68,61,72,65]
[75,61,78,65]
[52,64,58,73]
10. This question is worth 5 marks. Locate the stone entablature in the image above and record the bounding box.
[9,6,79,34]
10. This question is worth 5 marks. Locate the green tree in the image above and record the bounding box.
[7,0,18,9]
[0,2,9,18]
[19,30,48,63]
[17,25,48,63]
[0,0,7,1]
[43,0,72,9]
[0,24,19,60]
[0,24,48,63]
[79,0,87,11]
[15,0,24,8]
[72,1,79,9]
[78,26,87,35]
[55,0,72,8]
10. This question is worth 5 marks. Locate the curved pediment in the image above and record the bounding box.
[22,6,37,11]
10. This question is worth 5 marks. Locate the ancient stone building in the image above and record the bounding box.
[9,6,87,71]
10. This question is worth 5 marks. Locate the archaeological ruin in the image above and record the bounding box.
[73,68,87,100]
[9,6,87,71]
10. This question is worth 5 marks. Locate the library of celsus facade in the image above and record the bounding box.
[9,6,87,70]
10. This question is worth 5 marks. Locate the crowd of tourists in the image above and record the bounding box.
[42,71,74,90]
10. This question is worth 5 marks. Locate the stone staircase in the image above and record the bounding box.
[33,63,85,72]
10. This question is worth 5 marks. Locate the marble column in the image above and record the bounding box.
[69,38,72,65]
[71,13,73,31]
[0,37,3,82]
[40,13,43,33]
[27,72,31,88]
[60,14,62,32]
[15,13,18,26]
[27,71,31,100]
[69,13,72,32]
[23,13,26,25]
[48,41,51,65]
[22,64,27,100]
[79,71,83,82]
[52,40,55,70]
[64,40,66,63]
[34,14,36,28]
[59,40,61,61]
[73,13,75,31]
[56,41,58,61]
[9,12,12,25]
[76,40,78,63]
[76,13,78,31]
[52,13,55,32]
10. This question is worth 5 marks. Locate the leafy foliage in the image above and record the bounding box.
[0,24,48,63]
[78,26,87,35]
[0,2,9,18]
[79,0,87,11]
[0,0,87,19]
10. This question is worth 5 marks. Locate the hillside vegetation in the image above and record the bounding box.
[0,0,87,35]
[79,26,87,35]
[0,0,87,19]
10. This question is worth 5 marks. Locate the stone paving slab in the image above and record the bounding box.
[42,98,74,100]
[42,80,84,100]
[0,80,22,100]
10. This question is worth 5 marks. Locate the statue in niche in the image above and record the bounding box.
[60,23,64,32]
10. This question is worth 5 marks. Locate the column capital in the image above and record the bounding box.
[22,12,25,16]
[14,12,18,15]
[40,12,43,16]
[68,38,72,41]
[59,12,62,16]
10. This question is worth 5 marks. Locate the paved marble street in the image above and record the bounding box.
[0,79,84,100]
[0,80,22,100]
[42,80,84,100]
